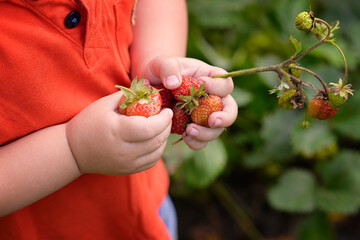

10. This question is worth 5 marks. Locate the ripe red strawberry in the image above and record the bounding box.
[191,95,223,127]
[171,104,191,135]
[126,92,162,117]
[116,77,162,118]
[307,98,338,120]
[171,76,202,102]
[153,83,174,109]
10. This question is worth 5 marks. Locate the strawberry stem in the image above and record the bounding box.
[286,65,329,97]
[286,18,332,64]
[214,65,282,79]
[326,40,348,85]
[172,136,184,145]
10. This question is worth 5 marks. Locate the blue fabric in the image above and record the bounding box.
[159,195,178,240]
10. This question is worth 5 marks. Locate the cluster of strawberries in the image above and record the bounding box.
[277,11,354,121]
[116,76,223,135]
[277,79,353,120]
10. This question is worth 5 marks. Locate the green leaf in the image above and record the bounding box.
[296,213,334,240]
[316,188,359,214]
[267,169,316,213]
[163,134,194,175]
[242,151,269,169]
[260,109,300,162]
[334,93,360,141]
[314,151,360,214]
[268,88,280,95]
[182,139,228,189]
[290,35,302,55]
[316,151,360,190]
[292,122,337,159]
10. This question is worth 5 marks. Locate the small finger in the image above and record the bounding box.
[182,134,208,150]
[133,140,169,172]
[185,123,224,142]
[207,95,238,128]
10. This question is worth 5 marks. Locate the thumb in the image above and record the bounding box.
[95,90,124,111]
[150,56,182,90]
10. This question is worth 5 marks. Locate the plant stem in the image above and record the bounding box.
[326,40,348,84]
[289,65,329,97]
[213,17,333,97]
[281,18,332,68]
[214,65,281,79]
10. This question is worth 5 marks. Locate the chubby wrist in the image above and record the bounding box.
[64,120,84,176]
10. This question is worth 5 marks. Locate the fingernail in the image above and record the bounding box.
[213,118,223,128]
[167,109,174,118]
[189,127,199,137]
[165,75,180,88]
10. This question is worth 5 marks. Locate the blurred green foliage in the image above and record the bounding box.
[164,0,360,239]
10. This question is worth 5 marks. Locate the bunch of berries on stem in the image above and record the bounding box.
[214,9,354,127]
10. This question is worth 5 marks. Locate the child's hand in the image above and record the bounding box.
[143,56,238,150]
[66,91,173,175]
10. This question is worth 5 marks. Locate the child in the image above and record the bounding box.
[0,0,238,239]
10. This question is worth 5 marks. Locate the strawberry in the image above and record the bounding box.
[153,83,174,109]
[295,11,314,32]
[171,76,202,102]
[191,95,223,127]
[328,78,354,109]
[171,104,191,135]
[328,91,347,109]
[115,77,162,118]
[307,98,338,120]
[285,63,301,78]
[278,89,305,110]
[278,89,297,110]
[126,93,162,117]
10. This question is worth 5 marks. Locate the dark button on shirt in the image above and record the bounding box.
[64,10,81,29]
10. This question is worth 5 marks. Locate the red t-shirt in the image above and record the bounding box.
[0,0,171,239]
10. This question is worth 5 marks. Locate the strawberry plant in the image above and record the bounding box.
[164,1,360,240]
[213,9,354,125]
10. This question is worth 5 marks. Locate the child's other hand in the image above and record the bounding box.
[66,91,173,175]
[143,56,238,150]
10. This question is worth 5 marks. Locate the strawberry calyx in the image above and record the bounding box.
[175,82,208,114]
[328,78,354,109]
[115,77,161,110]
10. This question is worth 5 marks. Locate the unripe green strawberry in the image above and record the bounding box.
[307,98,338,120]
[278,89,297,110]
[301,120,311,129]
[328,79,354,109]
[296,11,314,32]
[285,63,301,78]
[191,95,223,127]
[328,90,347,109]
